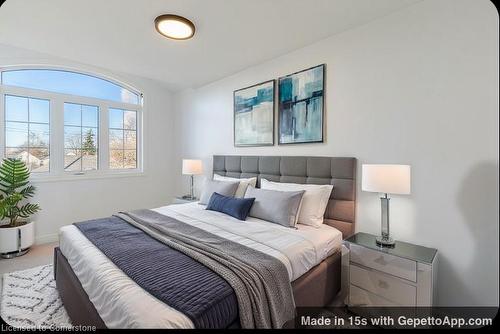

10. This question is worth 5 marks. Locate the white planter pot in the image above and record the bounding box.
[0,221,35,258]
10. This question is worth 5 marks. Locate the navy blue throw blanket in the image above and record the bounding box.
[74,216,238,328]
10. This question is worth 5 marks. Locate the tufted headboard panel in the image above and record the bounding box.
[213,155,356,238]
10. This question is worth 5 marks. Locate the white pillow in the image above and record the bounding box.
[213,174,257,198]
[260,179,333,228]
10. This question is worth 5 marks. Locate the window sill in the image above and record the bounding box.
[30,171,146,183]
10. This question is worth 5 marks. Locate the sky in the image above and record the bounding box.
[2,69,139,104]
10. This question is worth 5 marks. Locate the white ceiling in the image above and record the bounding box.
[0,0,420,91]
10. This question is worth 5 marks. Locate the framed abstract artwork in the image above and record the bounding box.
[278,64,325,144]
[234,80,275,147]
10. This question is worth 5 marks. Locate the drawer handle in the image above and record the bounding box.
[378,280,389,289]
[374,255,388,266]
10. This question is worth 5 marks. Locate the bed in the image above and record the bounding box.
[54,155,356,329]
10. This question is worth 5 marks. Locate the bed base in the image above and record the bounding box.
[54,247,106,328]
[54,247,341,329]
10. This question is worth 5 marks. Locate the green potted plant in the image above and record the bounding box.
[0,158,41,258]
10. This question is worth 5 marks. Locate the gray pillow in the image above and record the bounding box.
[244,186,305,228]
[199,179,239,205]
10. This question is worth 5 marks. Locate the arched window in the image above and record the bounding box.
[0,68,142,177]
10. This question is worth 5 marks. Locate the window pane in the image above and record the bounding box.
[5,95,28,122]
[29,148,49,173]
[124,130,136,149]
[63,103,99,172]
[4,147,49,173]
[82,127,98,152]
[124,150,137,169]
[109,129,123,150]
[6,149,31,170]
[108,108,137,170]
[82,105,98,127]
[109,108,123,129]
[64,126,82,149]
[64,103,81,126]
[5,147,24,160]
[109,150,124,169]
[2,69,140,104]
[4,95,51,173]
[29,123,50,148]
[82,150,98,171]
[124,111,136,130]
[64,149,81,171]
[29,98,50,123]
[5,122,28,147]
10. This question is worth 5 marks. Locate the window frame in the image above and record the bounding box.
[108,108,138,170]
[63,102,100,173]
[4,94,51,173]
[0,66,144,181]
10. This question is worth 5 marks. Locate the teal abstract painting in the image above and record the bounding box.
[278,64,324,144]
[234,80,274,146]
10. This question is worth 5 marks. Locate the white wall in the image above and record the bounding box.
[172,0,499,307]
[0,43,177,244]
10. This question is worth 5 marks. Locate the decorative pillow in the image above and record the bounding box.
[213,174,257,198]
[244,186,305,228]
[206,192,255,221]
[199,179,239,205]
[260,179,333,228]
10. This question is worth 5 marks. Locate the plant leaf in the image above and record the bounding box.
[17,203,41,218]
[0,158,40,224]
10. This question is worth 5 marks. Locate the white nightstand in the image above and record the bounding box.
[345,232,438,307]
[172,197,199,204]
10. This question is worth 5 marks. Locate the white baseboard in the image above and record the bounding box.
[35,233,58,245]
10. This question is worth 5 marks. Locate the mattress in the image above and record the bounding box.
[58,202,343,328]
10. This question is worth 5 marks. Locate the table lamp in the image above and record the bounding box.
[182,159,203,200]
[362,164,411,247]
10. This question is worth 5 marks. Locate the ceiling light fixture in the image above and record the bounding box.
[155,14,195,40]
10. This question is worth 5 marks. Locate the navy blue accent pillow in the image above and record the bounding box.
[206,192,255,221]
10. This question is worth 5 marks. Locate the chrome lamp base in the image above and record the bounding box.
[376,235,395,247]
[376,194,396,248]
[186,175,196,200]
[181,195,197,200]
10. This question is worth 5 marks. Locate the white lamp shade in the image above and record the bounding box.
[182,159,203,175]
[362,164,411,195]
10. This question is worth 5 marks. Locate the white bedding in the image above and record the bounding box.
[59,202,342,328]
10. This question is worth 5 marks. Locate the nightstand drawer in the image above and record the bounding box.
[350,243,417,281]
[350,265,416,306]
[349,285,394,306]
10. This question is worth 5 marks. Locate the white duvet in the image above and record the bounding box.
[59,202,342,328]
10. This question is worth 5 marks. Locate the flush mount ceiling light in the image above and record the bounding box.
[155,14,195,40]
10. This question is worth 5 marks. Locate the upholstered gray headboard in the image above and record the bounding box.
[213,155,356,238]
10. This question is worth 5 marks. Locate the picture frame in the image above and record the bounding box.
[278,64,325,145]
[233,79,275,147]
